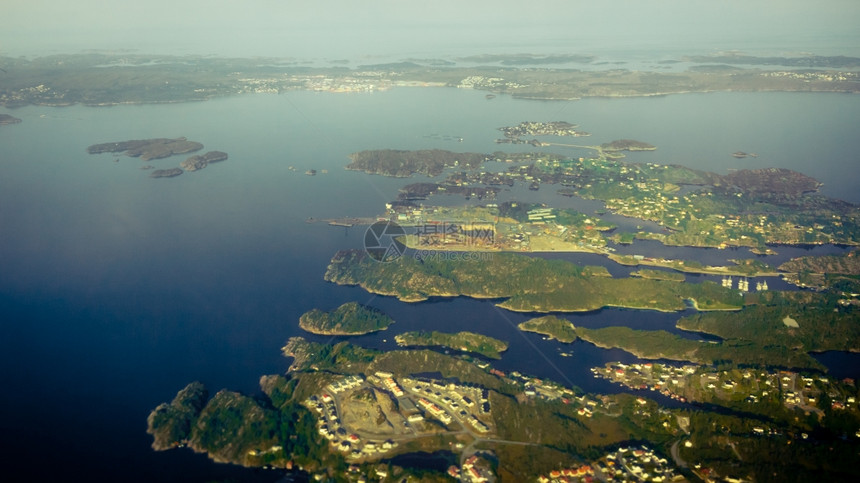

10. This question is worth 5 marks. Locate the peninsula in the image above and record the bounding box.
[394,330,508,359]
[518,315,578,343]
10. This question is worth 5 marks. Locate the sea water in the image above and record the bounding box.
[1,88,858,480]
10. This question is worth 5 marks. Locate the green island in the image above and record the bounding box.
[325,249,743,312]
[298,302,394,336]
[148,336,860,482]
[4,53,858,107]
[394,330,508,359]
[518,315,578,343]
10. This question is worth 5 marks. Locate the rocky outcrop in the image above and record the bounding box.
[186,389,281,465]
[146,381,208,450]
[0,114,22,125]
[148,381,286,467]
[180,151,228,172]
[150,168,183,178]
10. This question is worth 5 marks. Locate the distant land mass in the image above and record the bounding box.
[2,53,859,107]
[456,53,596,65]
[683,54,860,69]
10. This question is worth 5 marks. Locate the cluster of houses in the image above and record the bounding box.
[447,454,495,482]
[401,376,493,432]
[537,445,680,482]
[594,362,860,428]
[305,380,398,459]
[592,362,695,403]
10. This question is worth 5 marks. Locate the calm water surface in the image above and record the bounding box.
[1,88,858,480]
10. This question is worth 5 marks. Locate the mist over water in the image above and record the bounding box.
[4,1,860,60]
[0,87,858,480]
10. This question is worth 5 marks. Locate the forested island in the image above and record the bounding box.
[394,330,508,359]
[298,302,394,336]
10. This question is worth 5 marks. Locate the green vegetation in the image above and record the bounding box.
[346,149,488,177]
[567,291,860,370]
[298,301,394,335]
[87,137,203,161]
[631,268,685,282]
[151,335,860,480]
[779,249,860,291]
[518,315,578,343]
[324,249,743,312]
[148,377,339,472]
[146,381,209,450]
[677,291,860,353]
[282,337,379,374]
[574,325,823,369]
[394,330,508,359]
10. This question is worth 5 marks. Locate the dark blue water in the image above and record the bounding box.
[1,89,858,480]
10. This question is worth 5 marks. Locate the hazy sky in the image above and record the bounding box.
[3,0,859,59]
